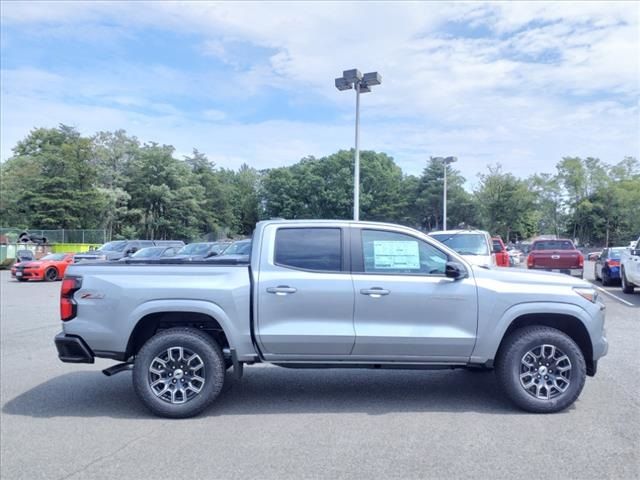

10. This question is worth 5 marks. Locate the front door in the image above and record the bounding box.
[351,228,478,361]
[256,226,355,359]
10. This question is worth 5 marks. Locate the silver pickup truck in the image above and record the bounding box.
[55,220,608,418]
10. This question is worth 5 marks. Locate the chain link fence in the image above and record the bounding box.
[0,228,107,244]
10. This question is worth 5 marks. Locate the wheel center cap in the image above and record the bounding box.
[538,366,548,375]
[174,369,184,379]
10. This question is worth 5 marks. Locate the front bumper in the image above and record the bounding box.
[55,333,95,363]
[14,269,44,280]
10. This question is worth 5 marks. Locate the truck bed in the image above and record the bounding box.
[63,262,253,359]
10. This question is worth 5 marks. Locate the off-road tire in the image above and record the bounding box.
[496,326,586,413]
[133,327,225,418]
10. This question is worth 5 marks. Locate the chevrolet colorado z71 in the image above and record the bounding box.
[55,220,608,418]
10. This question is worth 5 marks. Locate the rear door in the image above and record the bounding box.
[351,227,478,361]
[256,226,355,359]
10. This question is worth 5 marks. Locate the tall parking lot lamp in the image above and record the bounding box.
[433,156,458,230]
[335,69,382,221]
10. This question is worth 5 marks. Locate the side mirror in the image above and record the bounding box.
[206,251,219,258]
[445,261,468,280]
[126,247,138,256]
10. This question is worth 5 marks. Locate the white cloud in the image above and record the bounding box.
[1,1,638,180]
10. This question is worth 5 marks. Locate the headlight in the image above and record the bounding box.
[574,287,598,303]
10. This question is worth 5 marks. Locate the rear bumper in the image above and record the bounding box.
[529,266,583,277]
[55,333,95,363]
[606,266,620,279]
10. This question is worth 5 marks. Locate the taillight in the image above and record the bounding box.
[578,254,584,267]
[60,276,82,321]
[527,254,534,267]
[607,260,620,267]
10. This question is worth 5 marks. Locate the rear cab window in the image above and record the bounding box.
[274,228,342,272]
[533,240,575,250]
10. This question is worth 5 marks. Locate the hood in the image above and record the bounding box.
[21,261,43,267]
[461,254,494,268]
[475,265,590,288]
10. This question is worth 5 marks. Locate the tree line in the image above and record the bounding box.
[1,125,638,246]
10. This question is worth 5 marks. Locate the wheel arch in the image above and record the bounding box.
[495,312,595,376]
[472,302,597,376]
[45,265,59,279]
[126,311,229,359]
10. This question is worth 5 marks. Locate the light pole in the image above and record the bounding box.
[433,156,457,230]
[335,69,381,221]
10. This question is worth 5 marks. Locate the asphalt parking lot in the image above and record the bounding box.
[1,264,638,480]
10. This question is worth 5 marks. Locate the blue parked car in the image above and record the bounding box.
[594,247,626,285]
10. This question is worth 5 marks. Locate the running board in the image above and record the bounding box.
[102,362,133,376]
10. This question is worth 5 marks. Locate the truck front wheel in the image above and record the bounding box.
[133,328,225,418]
[496,326,586,413]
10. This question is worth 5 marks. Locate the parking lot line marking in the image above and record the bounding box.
[595,286,634,307]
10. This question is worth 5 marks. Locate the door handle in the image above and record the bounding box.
[266,286,297,295]
[360,287,390,298]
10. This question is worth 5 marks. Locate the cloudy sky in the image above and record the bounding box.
[1,1,638,184]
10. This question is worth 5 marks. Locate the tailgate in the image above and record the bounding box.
[532,251,582,268]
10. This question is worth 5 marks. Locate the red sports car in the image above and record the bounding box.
[11,253,75,282]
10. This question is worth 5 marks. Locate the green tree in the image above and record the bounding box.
[1,125,105,229]
[413,157,477,231]
[475,164,537,241]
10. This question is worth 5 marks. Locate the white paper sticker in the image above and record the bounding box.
[373,241,420,269]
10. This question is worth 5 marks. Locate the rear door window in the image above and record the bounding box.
[275,228,342,272]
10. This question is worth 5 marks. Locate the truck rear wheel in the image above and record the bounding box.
[496,326,586,413]
[621,268,635,294]
[133,327,225,418]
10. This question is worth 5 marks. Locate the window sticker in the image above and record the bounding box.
[373,241,420,269]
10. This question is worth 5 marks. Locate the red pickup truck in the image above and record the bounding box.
[527,239,584,278]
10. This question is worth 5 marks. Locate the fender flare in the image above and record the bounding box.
[471,301,592,363]
[127,299,240,350]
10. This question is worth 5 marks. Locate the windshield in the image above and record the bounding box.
[98,241,128,252]
[533,240,574,250]
[177,243,214,256]
[223,241,251,255]
[430,233,489,256]
[132,247,164,258]
[41,253,66,261]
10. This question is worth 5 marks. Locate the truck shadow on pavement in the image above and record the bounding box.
[3,366,568,419]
